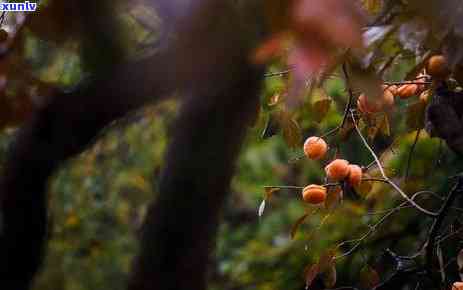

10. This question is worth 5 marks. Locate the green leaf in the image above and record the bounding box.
[379,113,391,136]
[261,113,280,139]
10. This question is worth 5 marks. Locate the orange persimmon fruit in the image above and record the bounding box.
[452,281,463,290]
[426,55,450,80]
[357,94,382,114]
[382,89,395,108]
[303,136,328,160]
[384,84,398,96]
[302,184,327,204]
[325,159,350,181]
[397,84,418,99]
[347,164,362,187]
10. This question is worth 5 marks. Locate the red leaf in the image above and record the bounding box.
[304,263,320,288]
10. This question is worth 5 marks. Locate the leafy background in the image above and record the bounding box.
[0,0,462,289]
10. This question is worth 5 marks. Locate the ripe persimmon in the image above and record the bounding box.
[325,159,350,181]
[384,84,398,96]
[382,89,395,108]
[303,136,328,160]
[426,55,450,80]
[419,90,430,104]
[357,94,382,114]
[302,184,327,204]
[397,84,418,99]
[347,164,362,187]
[452,282,463,290]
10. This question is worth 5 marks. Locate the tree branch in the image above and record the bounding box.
[426,177,463,272]
[127,63,264,290]
[350,110,438,217]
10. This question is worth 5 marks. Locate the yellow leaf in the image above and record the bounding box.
[321,264,337,288]
[379,114,391,136]
[363,0,382,13]
[277,110,302,148]
[264,187,280,199]
[290,213,309,239]
[312,99,332,122]
[65,212,80,228]
[355,176,373,197]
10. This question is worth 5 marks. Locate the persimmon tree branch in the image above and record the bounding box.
[320,63,354,139]
[425,177,463,271]
[334,190,437,260]
[405,129,421,182]
[350,110,438,217]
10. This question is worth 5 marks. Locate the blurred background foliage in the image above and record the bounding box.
[0,0,461,289]
[18,59,458,289]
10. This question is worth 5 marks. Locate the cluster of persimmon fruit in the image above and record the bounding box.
[357,55,449,114]
[301,136,362,204]
[300,55,450,205]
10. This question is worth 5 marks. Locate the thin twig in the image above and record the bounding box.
[437,226,463,244]
[264,68,293,78]
[334,190,436,260]
[340,63,355,128]
[383,81,431,85]
[263,185,304,190]
[334,206,398,259]
[405,129,421,182]
[426,177,463,271]
[320,63,354,138]
[350,110,437,217]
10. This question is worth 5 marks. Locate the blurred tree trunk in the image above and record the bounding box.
[0,1,265,289]
[0,53,173,290]
[128,63,263,290]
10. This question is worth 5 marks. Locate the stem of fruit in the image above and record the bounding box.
[320,63,354,139]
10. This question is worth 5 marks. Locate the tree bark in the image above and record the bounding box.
[127,63,263,290]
